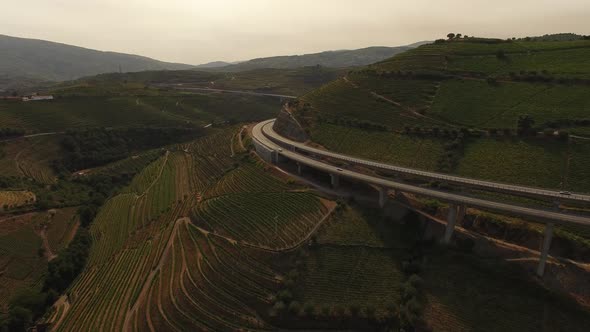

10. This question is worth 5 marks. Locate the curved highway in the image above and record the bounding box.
[261,119,590,204]
[252,119,590,227]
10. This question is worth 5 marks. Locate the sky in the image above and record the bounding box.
[2,0,589,65]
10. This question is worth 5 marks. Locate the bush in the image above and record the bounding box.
[288,301,301,314]
[277,289,293,303]
[401,284,418,301]
[303,302,315,316]
[407,275,424,288]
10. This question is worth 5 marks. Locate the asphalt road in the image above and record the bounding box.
[252,119,590,227]
[261,119,590,204]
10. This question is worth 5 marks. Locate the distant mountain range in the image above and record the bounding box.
[0,34,193,88]
[0,33,430,91]
[207,43,430,72]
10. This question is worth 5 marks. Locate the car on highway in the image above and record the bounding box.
[337,168,343,171]
[560,191,572,196]
[278,148,283,152]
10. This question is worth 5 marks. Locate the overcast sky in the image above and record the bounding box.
[2,0,589,65]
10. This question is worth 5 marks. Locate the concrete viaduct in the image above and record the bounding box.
[252,119,590,277]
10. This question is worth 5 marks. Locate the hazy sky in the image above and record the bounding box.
[2,0,589,65]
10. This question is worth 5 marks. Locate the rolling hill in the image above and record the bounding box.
[281,37,590,193]
[0,34,193,87]
[211,44,428,72]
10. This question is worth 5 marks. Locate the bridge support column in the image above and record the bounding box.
[330,173,340,188]
[271,151,278,164]
[443,204,458,244]
[537,223,555,277]
[297,162,303,175]
[457,205,466,223]
[378,187,388,208]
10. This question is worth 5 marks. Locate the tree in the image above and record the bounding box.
[447,33,456,40]
[456,33,462,39]
[517,115,535,136]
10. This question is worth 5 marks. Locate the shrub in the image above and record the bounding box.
[288,301,301,314]
[303,302,315,316]
[277,289,293,303]
[401,284,418,301]
[407,275,424,288]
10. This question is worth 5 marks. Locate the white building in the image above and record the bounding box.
[23,95,54,102]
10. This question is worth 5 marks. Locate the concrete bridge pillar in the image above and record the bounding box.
[443,203,458,244]
[330,173,340,188]
[297,162,303,175]
[378,187,388,208]
[457,205,466,223]
[271,150,278,164]
[537,222,555,277]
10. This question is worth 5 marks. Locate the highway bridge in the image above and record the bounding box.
[252,119,590,276]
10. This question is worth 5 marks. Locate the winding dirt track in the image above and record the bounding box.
[122,217,189,331]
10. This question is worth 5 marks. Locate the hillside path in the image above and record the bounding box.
[123,217,189,331]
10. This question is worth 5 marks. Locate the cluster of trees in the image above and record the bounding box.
[517,115,536,136]
[0,128,25,138]
[545,118,590,129]
[317,115,389,132]
[508,71,590,85]
[1,154,149,330]
[2,229,92,331]
[446,33,464,40]
[403,126,481,139]
[56,126,202,171]
[437,133,466,173]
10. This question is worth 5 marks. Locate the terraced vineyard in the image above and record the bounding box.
[288,38,590,193]
[310,123,445,171]
[0,92,281,132]
[302,78,435,131]
[0,190,36,211]
[193,192,329,248]
[0,208,78,312]
[126,221,282,332]
[47,127,333,331]
[0,136,61,184]
[422,252,590,332]
[456,138,568,189]
[296,246,404,312]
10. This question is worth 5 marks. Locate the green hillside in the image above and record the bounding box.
[0,34,192,87]
[210,45,424,72]
[292,37,590,192]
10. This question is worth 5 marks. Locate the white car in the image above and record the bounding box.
[559,191,572,196]
[278,148,283,152]
[337,168,343,171]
